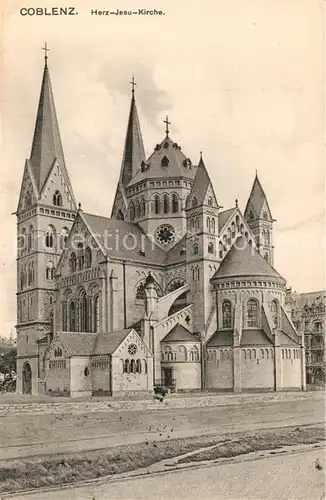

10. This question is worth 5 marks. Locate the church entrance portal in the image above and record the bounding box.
[22,363,32,394]
[162,368,173,387]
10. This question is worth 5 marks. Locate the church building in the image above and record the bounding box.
[15,52,306,396]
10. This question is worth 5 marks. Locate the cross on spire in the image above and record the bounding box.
[164,115,171,136]
[42,42,50,65]
[130,75,136,95]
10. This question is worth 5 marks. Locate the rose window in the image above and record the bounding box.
[128,344,138,356]
[155,224,175,245]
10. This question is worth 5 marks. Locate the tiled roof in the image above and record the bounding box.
[218,207,236,233]
[186,156,218,208]
[128,136,196,185]
[119,95,145,187]
[206,330,234,346]
[82,212,166,265]
[244,174,272,221]
[161,324,198,343]
[59,332,97,356]
[240,329,273,345]
[212,237,284,281]
[93,329,133,355]
[29,63,75,203]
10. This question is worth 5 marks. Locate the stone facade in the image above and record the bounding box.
[15,55,305,397]
[285,289,325,385]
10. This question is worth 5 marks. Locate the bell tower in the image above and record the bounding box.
[16,46,77,395]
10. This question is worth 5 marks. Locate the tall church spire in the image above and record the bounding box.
[119,79,145,186]
[29,47,73,199]
[186,153,219,208]
[244,172,273,221]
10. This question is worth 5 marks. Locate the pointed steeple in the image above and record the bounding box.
[244,172,273,221]
[29,53,70,194]
[119,80,145,186]
[186,153,219,208]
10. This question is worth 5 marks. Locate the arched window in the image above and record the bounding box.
[172,194,179,213]
[222,300,232,328]
[193,243,199,255]
[266,230,270,245]
[211,218,215,234]
[178,345,187,361]
[271,300,278,328]
[192,196,198,207]
[219,241,223,259]
[185,195,190,208]
[129,201,135,221]
[45,225,55,248]
[124,359,130,374]
[46,262,55,280]
[236,215,240,232]
[163,194,169,214]
[262,229,266,244]
[154,195,160,214]
[231,222,236,238]
[28,263,33,285]
[135,199,140,218]
[240,223,244,234]
[24,191,32,207]
[77,243,84,271]
[206,217,211,232]
[246,299,258,327]
[244,231,248,240]
[69,301,76,331]
[60,227,69,250]
[140,197,146,216]
[79,291,88,332]
[53,190,62,206]
[70,252,77,273]
[196,218,200,230]
[264,253,269,261]
[190,346,199,361]
[136,359,142,373]
[227,228,231,244]
[208,242,214,254]
[130,359,136,374]
[207,196,213,206]
[94,295,100,333]
[85,247,92,268]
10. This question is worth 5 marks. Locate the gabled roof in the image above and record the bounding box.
[212,237,284,281]
[165,235,187,265]
[81,212,166,265]
[58,332,97,356]
[128,136,196,185]
[93,329,134,355]
[161,324,197,343]
[119,94,146,187]
[29,61,75,204]
[244,173,273,221]
[186,156,218,208]
[218,207,237,233]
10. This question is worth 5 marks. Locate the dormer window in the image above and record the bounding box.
[163,141,169,149]
[161,156,169,167]
[208,196,213,206]
[263,211,268,220]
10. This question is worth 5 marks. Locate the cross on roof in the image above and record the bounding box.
[42,42,50,64]
[130,75,136,94]
[164,115,171,136]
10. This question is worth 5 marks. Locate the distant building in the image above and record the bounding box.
[285,290,325,384]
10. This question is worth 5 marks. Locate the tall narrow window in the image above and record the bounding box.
[79,291,88,332]
[27,225,34,251]
[45,225,55,248]
[247,299,258,327]
[222,300,232,328]
[207,196,213,206]
[46,262,55,280]
[193,243,199,255]
[62,302,67,331]
[211,218,215,234]
[206,217,211,232]
[208,242,214,254]
[77,243,84,271]
[154,195,160,214]
[140,197,146,217]
[172,194,179,213]
[70,252,77,273]
[69,301,76,331]
[163,194,169,214]
[219,242,223,259]
[271,300,278,328]
[231,222,235,238]
[129,201,135,221]
[192,196,198,207]
[135,199,140,218]
[85,247,92,268]
[60,228,69,250]
[53,190,62,206]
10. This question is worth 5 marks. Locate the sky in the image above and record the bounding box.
[1,0,325,335]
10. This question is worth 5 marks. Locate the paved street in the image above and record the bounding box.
[1,394,324,460]
[11,449,325,500]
